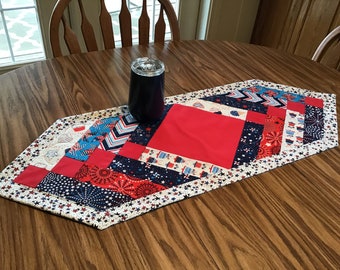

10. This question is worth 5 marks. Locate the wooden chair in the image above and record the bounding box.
[312,25,340,71]
[50,0,180,57]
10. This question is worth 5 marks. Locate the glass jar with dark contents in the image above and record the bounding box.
[128,57,165,123]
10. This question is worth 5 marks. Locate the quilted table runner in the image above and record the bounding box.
[0,80,338,229]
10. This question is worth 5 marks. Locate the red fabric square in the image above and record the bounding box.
[287,101,305,114]
[147,104,245,169]
[52,156,84,178]
[14,165,49,188]
[118,142,146,160]
[267,106,286,118]
[86,148,116,167]
[305,97,323,108]
[246,111,266,124]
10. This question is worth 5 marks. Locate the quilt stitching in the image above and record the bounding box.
[0,79,337,229]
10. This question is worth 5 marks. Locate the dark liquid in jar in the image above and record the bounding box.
[128,70,165,122]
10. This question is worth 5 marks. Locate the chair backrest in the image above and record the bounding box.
[312,25,340,71]
[50,0,180,57]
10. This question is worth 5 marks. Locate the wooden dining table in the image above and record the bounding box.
[0,40,339,269]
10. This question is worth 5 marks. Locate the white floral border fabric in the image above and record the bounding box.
[0,79,338,229]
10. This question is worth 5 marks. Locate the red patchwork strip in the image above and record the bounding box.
[267,106,286,118]
[86,148,116,167]
[246,111,266,124]
[52,156,84,178]
[287,101,305,114]
[14,165,49,188]
[256,112,285,159]
[74,164,165,198]
[118,141,146,160]
[305,97,324,108]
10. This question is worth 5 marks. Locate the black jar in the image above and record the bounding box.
[128,57,165,123]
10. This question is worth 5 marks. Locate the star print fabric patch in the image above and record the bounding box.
[1,80,337,229]
[37,172,132,210]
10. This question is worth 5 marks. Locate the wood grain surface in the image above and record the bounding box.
[251,0,340,64]
[0,40,339,269]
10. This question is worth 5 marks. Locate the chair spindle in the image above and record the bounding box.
[78,0,98,52]
[50,0,180,57]
[62,15,81,54]
[154,5,165,43]
[119,0,132,47]
[139,0,150,45]
[99,0,115,49]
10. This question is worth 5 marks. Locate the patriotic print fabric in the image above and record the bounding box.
[0,80,338,229]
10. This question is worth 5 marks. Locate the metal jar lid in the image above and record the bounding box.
[131,57,165,77]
